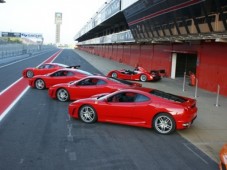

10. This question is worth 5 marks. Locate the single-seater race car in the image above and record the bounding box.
[48,75,142,102]
[68,88,197,135]
[107,66,161,82]
[22,63,80,78]
[28,68,92,90]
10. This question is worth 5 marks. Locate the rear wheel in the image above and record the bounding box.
[79,105,97,123]
[35,79,45,90]
[57,88,69,102]
[26,70,34,78]
[153,113,176,135]
[111,72,118,78]
[140,74,147,82]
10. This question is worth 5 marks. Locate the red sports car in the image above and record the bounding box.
[219,144,227,170]
[22,62,80,78]
[28,68,92,90]
[48,76,142,102]
[107,66,161,82]
[68,88,197,135]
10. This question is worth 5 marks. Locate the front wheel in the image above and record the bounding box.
[57,88,69,102]
[79,105,97,123]
[140,74,147,82]
[153,113,176,135]
[35,79,45,90]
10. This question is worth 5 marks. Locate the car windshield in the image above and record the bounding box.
[150,90,187,103]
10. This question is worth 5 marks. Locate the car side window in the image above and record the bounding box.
[96,80,106,85]
[38,64,46,69]
[44,64,51,69]
[48,65,55,69]
[108,92,136,103]
[51,71,68,77]
[77,78,97,86]
[134,94,150,102]
[66,71,74,76]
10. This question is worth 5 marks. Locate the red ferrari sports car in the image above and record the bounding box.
[107,66,161,82]
[28,68,92,90]
[48,75,142,102]
[22,62,80,78]
[68,88,197,135]
[219,144,227,170]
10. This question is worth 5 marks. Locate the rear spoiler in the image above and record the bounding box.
[66,65,80,69]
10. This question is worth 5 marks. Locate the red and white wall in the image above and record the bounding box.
[78,42,227,96]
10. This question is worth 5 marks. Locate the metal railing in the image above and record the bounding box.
[182,72,222,107]
[0,43,55,59]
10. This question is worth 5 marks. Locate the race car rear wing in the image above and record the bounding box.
[66,65,80,69]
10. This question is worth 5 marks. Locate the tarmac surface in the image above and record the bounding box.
[74,49,227,163]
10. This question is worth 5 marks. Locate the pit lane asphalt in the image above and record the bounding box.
[74,49,227,163]
[0,49,218,169]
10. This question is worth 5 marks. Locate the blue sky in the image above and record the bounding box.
[0,0,106,44]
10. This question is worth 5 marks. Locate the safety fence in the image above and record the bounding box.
[0,43,55,59]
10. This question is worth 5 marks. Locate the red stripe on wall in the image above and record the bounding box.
[128,0,203,26]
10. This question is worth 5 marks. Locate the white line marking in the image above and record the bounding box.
[184,143,209,164]
[0,86,29,122]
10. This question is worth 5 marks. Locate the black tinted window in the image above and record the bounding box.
[135,94,149,102]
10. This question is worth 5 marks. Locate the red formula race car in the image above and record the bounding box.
[68,88,197,135]
[219,144,227,170]
[48,76,142,102]
[107,66,161,82]
[22,63,80,78]
[28,68,92,90]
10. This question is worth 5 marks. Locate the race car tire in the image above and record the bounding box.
[140,74,147,82]
[35,79,45,90]
[79,105,97,123]
[153,113,176,135]
[111,72,118,78]
[57,88,69,102]
[26,70,34,78]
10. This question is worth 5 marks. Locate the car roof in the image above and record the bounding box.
[116,88,152,93]
[44,63,68,67]
[57,68,93,75]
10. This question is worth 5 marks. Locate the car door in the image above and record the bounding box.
[70,78,100,99]
[132,93,156,126]
[101,92,135,124]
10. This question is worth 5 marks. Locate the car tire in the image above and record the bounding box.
[79,105,97,123]
[153,113,176,135]
[35,79,45,90]
[57,88,69,102]
[111,72,118,78]
[140,74,147,82]
[26,70,34,78]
